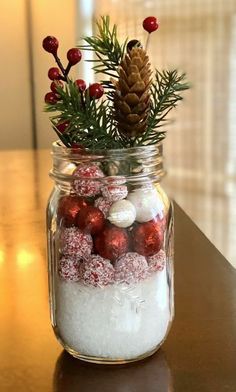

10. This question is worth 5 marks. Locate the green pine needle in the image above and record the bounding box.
[78,16,128,79]
[133,70,190,146]
[45,80,125,149]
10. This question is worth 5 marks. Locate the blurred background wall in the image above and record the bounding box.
[0,0,236,264]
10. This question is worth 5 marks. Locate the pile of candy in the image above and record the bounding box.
[57,162,167,287]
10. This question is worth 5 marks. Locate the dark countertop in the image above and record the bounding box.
[0,149,236,391]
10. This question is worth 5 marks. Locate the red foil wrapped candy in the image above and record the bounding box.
[57,195,89,226]
[95,225,129,262]
[76,206,105,235]
[132,220,164,257]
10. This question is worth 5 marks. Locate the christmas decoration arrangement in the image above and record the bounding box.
[43,16,189,149]
[45,16,186,361]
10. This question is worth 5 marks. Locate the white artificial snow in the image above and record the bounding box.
[55,267,170,360]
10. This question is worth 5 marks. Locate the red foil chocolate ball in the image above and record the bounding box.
[132,220,164,257]
[95,226,129,262]
[57,195,89,226]
[76,206,105,235]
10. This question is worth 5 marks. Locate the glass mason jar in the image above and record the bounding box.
[47,141,174,364]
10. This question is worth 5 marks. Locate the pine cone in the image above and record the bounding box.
[114,47,152,138]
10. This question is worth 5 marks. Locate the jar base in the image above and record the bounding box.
[60,341,163,365]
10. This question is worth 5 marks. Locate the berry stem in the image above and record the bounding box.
[145,33,151,52]
[58,75,66,81]
[65,62,72,76]
[53,54,68,81]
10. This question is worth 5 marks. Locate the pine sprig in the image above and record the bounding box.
[133,70,190,146]
[45,81,125,149]
[78,16,128,79]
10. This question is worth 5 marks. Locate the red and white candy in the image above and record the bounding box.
[114,252,149,284]
[148,249,166,273]
[60,227,93,258]
[80,255,115,287]
[58,256,81,282]
[72,163,104,197]
[94,197,112,218]
[101,184,128,202]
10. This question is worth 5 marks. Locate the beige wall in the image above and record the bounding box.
[0,1,32,149]
[0,0,77,150]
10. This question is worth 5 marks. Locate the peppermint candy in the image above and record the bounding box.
[114,252,149,284]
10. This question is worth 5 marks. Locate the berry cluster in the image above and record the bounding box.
[42,36,104,110]
[57,163,166,287]
[42,16,159,105]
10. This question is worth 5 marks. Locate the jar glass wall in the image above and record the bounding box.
[47,141,174,364]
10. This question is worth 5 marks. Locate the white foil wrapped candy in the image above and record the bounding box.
[127,187,164,223]
[108,200,136,228]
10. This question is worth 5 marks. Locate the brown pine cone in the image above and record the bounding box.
[114,47,152,138]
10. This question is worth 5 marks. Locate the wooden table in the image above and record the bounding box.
[0,150,236,392]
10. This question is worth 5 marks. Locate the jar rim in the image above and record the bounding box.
[50,140,165,186]
[51,140,163,158]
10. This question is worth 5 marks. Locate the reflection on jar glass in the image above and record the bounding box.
[53,349,173,392]
[47,142,174,364]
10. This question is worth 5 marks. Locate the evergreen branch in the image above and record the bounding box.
[78,16,128,78]
[135,69,190,146]
[45,80,125,149]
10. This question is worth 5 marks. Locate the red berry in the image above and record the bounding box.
[75,79,86,91]
[42,36,59,55]
[89,83,104,99]
[44,92,58,104]
[71,143,84,150]
[67,48,82,65]
[56,121,70,134]
[70,144,86,156]
[143,16,159,33]
[48,67,61,80]
[50,80,63,93]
